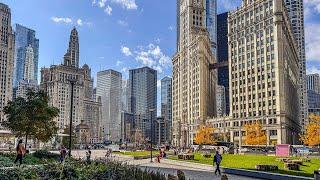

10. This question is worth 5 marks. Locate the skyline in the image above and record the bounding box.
[3,0,320,78]
[2,0,320,116]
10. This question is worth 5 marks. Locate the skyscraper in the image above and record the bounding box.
[96,69,122,142]
[177,0,217,56]
[307,74,320,116]
[41,28,101,143]
[161,76,172,143]
[172,0,217,147]
[0,3,15,125]
[216,85,226,117]
[206,0,217,56]
[307,74,320,94]
[128,67,157,142]
[285,0,307,131]
[217,12,229,115]
[228,0,300,144]
[23,45,35,81]
[13,24,39,87]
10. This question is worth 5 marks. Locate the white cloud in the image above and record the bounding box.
[51,17,72,24]
[305,0,320,14]
[121,46,133,56]
[305,23,320,62]
[124,43,172,74]
[307,66,320,75]
[110,0,138,10]
[117,20,128,26]
[155,38,161,44]
[116,60,123,66]
[77,19,83,26]
[93,0,107,8]
[92,0,137,14]
[104,5,113,15]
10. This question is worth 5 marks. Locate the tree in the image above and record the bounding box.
[244,122,267,145]
[194,125,216,145]
[61,125,76,148]
[301,114,320,146]
[3,90,59,148]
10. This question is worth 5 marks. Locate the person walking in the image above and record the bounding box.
[86,149,92,164]
[14,139,26,166]
[213,151,222,175]
[60,146,67,163]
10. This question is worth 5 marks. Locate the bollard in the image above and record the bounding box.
[315,170,320,180]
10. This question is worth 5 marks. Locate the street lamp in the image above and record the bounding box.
[149,108,155,163]
[68,78,77,157]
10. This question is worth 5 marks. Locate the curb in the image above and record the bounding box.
[223,168,313,180]
[163,159,313,180]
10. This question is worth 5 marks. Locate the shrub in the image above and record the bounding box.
[33,150,60,160]
[0,159,167,180]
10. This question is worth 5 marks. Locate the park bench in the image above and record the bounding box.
[284,163,300,170]
[289,159,303,165]
[276,158,291,162]
[255,164,279,171]
[178,154,194,160]
[202,152,212,158]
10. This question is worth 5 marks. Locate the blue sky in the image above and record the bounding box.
[2,0,320,114]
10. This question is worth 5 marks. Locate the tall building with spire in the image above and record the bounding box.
[15,44,39,99]
[285,0,308,131]
[41,28,101,143]
[63,28,79,67]
[13,24,39,87]
[0,3,15,127]
[172,0,217,147]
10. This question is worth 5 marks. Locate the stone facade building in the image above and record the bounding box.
[0,3,15,127]
[228,0,300,145]
[285,0,308,132]
[41,28,101,142]
[172,0,217,147]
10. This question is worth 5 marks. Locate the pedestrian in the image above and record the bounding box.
[14,139,26,166]
[213,151,222,175]
[86,149,92,164]
[60,146,67,163]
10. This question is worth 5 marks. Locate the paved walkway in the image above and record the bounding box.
[60,150,261,179]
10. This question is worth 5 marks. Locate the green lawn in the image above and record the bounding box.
[114,151,152,157]
[169,153,320,177]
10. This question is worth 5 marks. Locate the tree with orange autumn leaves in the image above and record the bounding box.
[301,114,320,146]
[244,122,267,145]
[194,125,216,145]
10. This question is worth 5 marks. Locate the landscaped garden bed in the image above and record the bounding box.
[0,150,167,180]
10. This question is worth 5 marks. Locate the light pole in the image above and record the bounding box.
[149,108,155,163]
[68,78,77,157]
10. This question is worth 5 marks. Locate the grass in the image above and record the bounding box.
[169,153,320,177]
[114,150,152,157]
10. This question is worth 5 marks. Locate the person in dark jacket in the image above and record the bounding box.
[213,151,222,175]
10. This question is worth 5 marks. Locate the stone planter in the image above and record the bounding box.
[255,164,278,171]
[284,163,299,171]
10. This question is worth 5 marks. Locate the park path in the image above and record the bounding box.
[63,150,261,180]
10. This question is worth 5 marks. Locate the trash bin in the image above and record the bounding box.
[315,170,320,180]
